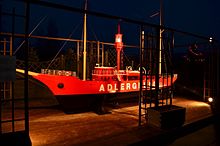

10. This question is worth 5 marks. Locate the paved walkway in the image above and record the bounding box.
[1,97,213,146]
[28,97,212,146]
[169,123,218,146]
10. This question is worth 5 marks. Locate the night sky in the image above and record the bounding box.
[1,0,220,54]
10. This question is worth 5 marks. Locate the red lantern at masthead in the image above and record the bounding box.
[115,24,123,71]
[115,34,123,50]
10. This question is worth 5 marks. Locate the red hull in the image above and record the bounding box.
[16,69,177,113]
[16,69,177,96]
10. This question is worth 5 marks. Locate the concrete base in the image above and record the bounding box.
[0,131,31,146]
[147,105,186,129]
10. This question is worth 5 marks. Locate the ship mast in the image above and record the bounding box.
[115,23,123,71]
[159,0,164,75]
[83,0,87,81]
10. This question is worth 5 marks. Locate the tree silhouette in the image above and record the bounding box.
[64,48,75,71]
[28,47,39,62]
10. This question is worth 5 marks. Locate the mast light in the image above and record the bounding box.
[115,24,123,71]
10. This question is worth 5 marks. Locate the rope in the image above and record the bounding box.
[14,15,47,55]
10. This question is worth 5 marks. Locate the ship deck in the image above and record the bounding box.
[2,96,213,146]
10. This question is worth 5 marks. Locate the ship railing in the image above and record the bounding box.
[16,57,63,73]
[92,74,115,77]
[41,69,76,76]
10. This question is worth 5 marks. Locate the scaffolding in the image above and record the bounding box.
[138,25,176,126]
[203,41,219,106]
[0,5,31,146]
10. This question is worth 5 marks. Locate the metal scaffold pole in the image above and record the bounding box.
[170,31,175,105]
[154,27,160,108]
[138,25,144,126]
[11,7,15,132]
[24,0,30,136]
